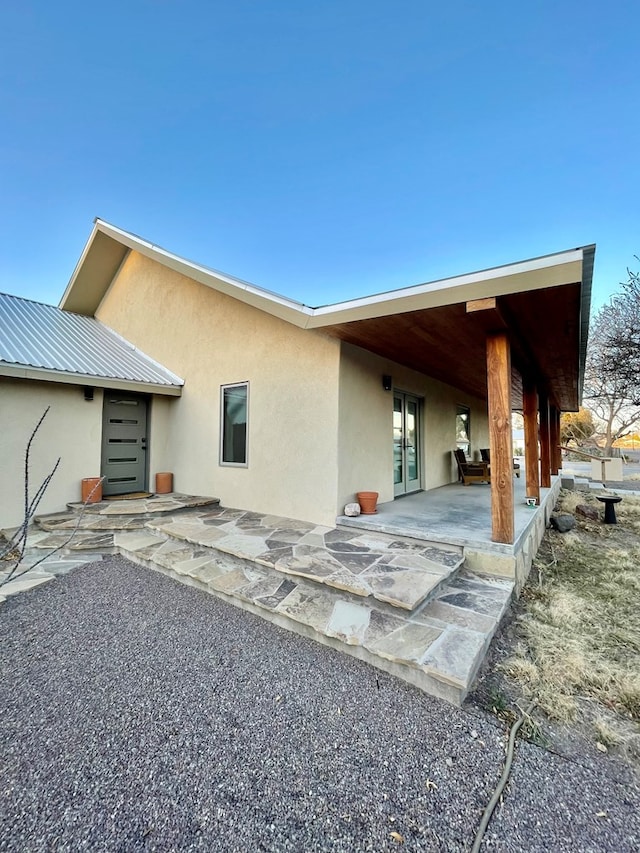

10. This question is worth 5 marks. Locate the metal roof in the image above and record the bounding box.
[0,291,183,393]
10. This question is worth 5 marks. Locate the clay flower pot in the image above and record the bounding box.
[357,491,379,514]
[81,477,103,504]
[155,472,174,494]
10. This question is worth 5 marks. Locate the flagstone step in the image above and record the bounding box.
[32,495,221,545]
[28,530,119,553]
[64,493,219,516]
[143,507,465,612]
[116,527,513,704]
[20,497,516,703]
[35,514,147,532]
[0,551,105,604]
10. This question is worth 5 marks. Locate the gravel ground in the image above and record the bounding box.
[1,558,638,852]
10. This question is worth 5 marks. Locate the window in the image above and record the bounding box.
[220,383,248,466]
[456,405,470,454]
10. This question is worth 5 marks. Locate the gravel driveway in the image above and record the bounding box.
[1,558,638,852]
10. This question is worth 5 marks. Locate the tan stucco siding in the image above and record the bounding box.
[337,343,489,511]
[146,395,175,484]
[96,251,341,526]
[0,378,103,527]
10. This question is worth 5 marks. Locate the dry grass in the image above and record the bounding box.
[502,490,640,756]
[557,490,593,514]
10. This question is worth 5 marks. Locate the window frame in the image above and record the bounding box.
[219,381,249,468]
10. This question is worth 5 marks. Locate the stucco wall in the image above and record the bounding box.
[96,251,341,526]
[0,378,103,527]
[147,395,175,485]
[337,343,489,511]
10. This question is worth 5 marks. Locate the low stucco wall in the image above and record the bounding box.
[337,343,489,511]
[96,251,342,526]
[0,378,103,528]
[464,477,562,592]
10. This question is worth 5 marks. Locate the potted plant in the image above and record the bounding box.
[356,491,379,514]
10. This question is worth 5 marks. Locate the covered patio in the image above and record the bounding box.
[318,245,594,546]
[338,472,561,585]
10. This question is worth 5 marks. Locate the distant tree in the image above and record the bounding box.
[599,262,640,403]
[560,408,595,447]
[583,264,640,454]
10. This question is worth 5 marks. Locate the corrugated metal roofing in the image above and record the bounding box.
[0,291,184,388]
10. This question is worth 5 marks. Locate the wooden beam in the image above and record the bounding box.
[539,394,551,488]
[466,296,537,386]
[549,405,560,475]
[466,297,497,313]
[523,378,540,505]
[487,332,514,544]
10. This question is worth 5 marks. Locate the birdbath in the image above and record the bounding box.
[596,494,622,524]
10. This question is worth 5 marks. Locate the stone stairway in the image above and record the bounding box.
[31,494,221,553]
[24,496,515,705]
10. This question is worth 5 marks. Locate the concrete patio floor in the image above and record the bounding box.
[338,474,559,555]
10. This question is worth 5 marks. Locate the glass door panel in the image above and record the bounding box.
[393,396,403,486]
[393,392,422,496]
[406,400,418,483]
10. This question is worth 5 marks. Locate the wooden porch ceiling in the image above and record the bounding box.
[323,282,582,411]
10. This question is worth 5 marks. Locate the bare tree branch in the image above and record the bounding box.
[583,266,640,453]
[0,409,103,589]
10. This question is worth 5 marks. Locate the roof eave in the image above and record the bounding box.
[60,219,314,325]
[577,244,596,407]
[306,250,586,327]
[0,362,183,396]
[61,220,594,335]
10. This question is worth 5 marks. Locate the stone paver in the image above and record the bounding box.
[0,575,54,596]
[0,551,103,603]
[3,494,515,704]
[116,520,513,702]
[144,508,464,610]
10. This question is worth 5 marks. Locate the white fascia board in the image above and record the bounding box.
[0,363,183,396]
[68,220,588,332]
[93,220,314,327]
[304,249,585,328]
[58,221,102,309]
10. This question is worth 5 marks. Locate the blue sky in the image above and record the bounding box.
[1,1,638,311]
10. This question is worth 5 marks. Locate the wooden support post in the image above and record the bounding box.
[523,378,540,505]
[554,409,563,471]
[539,394,551,488]
[549,405,560,475]
[487,333,514,544]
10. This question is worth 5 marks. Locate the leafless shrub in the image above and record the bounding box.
[0,408,102,589]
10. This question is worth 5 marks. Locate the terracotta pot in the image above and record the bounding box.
[81,477,102,504]
[155,472,173,494]
[357,491,379,514]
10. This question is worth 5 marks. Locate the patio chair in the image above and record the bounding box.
[453,448,491,485]
[480,448,521,477]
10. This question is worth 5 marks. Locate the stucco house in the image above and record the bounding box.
[1,220,594,552]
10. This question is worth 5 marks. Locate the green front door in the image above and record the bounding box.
[393,392,421,496]
[101,392,148,496]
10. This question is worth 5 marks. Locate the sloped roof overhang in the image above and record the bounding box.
[60,220,594,411]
